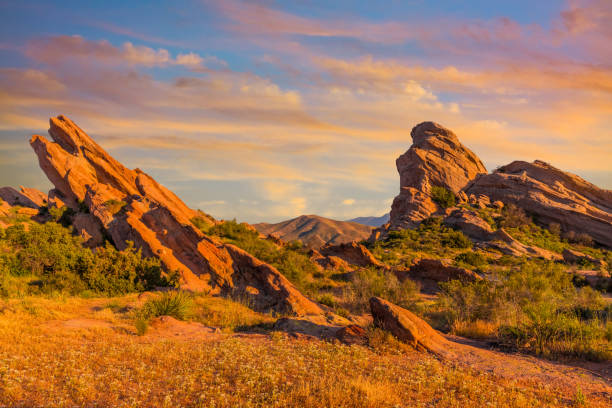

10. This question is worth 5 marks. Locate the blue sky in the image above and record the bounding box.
[0,0,610,222]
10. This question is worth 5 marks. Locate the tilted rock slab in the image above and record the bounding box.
[370,296,454,358]
[30,115,323,316]
[389,122,486,230]
[465,160,612,248]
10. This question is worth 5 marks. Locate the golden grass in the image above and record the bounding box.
[452,319,499,339]
[0,295,609,407]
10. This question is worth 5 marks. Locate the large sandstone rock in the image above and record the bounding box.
[562,248,607,269]
[369,297,453,358]
[30,115,323,316]
[319,242,385,269]
[465,160,612,248]
[409,258,482,283]
[443,208,494,241]
[389,122,486,230]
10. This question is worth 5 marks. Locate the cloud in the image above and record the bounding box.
[342,198,355,205]
[25,35,220,70]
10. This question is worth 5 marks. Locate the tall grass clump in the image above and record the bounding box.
[135,291,194,335]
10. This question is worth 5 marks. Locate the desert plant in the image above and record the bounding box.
[500,204,531,228]
[139,291,194,321]
[430,186,456,208]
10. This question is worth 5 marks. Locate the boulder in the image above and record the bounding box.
[30,115,324,316]
[389,122,487,229]
[562,248,607,269]
[465,160,612,248]
[369,297,453,358]
[488,229,562,261]
[319,242,385,269]
[443,208,494,241]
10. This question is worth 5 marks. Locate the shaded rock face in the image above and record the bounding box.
[465,160,612,248]
[443,208,494,241]
[389,122,487,229]
[0,186,47,209]
[369,297,453,358]
[30,115,323,316]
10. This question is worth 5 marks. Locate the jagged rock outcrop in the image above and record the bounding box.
[465,160,612,248]
[369,297,454,358]
[30,115,324,316]
[389,122,486,230]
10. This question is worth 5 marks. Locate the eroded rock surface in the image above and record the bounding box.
[319,242,385,269]
[389,122,487,230]
[30,115,323,316]
[370,296,454,358]
[409,258,482,283]
[465,160,612,248]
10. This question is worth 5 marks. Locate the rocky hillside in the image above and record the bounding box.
[382,121,612,248]
[27,115,326,316]
[348,213,390,227]
[254,214,372,248]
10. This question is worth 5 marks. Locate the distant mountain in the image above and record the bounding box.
[253,214,373,249]
[348,213,390,227]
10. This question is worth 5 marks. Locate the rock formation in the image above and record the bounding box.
[30,115,324,316]
[377,121,612,251]
[465,160,612,248]
[319,242,385,269]
[369,296,453,358]
[254,214,372,249]
[0,186,47,209]
[389,122,486,230]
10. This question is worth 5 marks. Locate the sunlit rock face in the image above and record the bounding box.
[465,160,612,248]
[30,115,325,316]
[389,121,487,230]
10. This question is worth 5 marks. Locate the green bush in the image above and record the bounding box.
[104,199,126,216]
[430,186,456,209]
[348,267,419,312]
[139,291,194,321]
[437,261,611,360]
[455,252,486,268]
[0,222,173,296]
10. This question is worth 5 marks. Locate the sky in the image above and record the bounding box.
[0,0,610,223]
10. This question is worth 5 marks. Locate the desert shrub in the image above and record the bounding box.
[564,231,594,246]
[441,230,472,248]
[379,217,472,257]
[347,267,419,312]
[104,199,126,216]
[317,293,336,308]
[437,260,611,360]
[0,222,172,296]
[139,291,194,321]
[499,204,531,228]
[455,251,486,268]
[430,186,456,208]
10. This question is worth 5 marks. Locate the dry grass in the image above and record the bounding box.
[452,319,499,339]
[0,295,610,407]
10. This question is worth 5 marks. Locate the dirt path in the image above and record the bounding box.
[444,334,611,399]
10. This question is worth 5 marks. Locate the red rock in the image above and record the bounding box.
[369,296,454,358]
[465,160,612,248]
[319,242,385,269]
[389,122,487,230]
[29,115,324,316]
[409,258,482,283]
